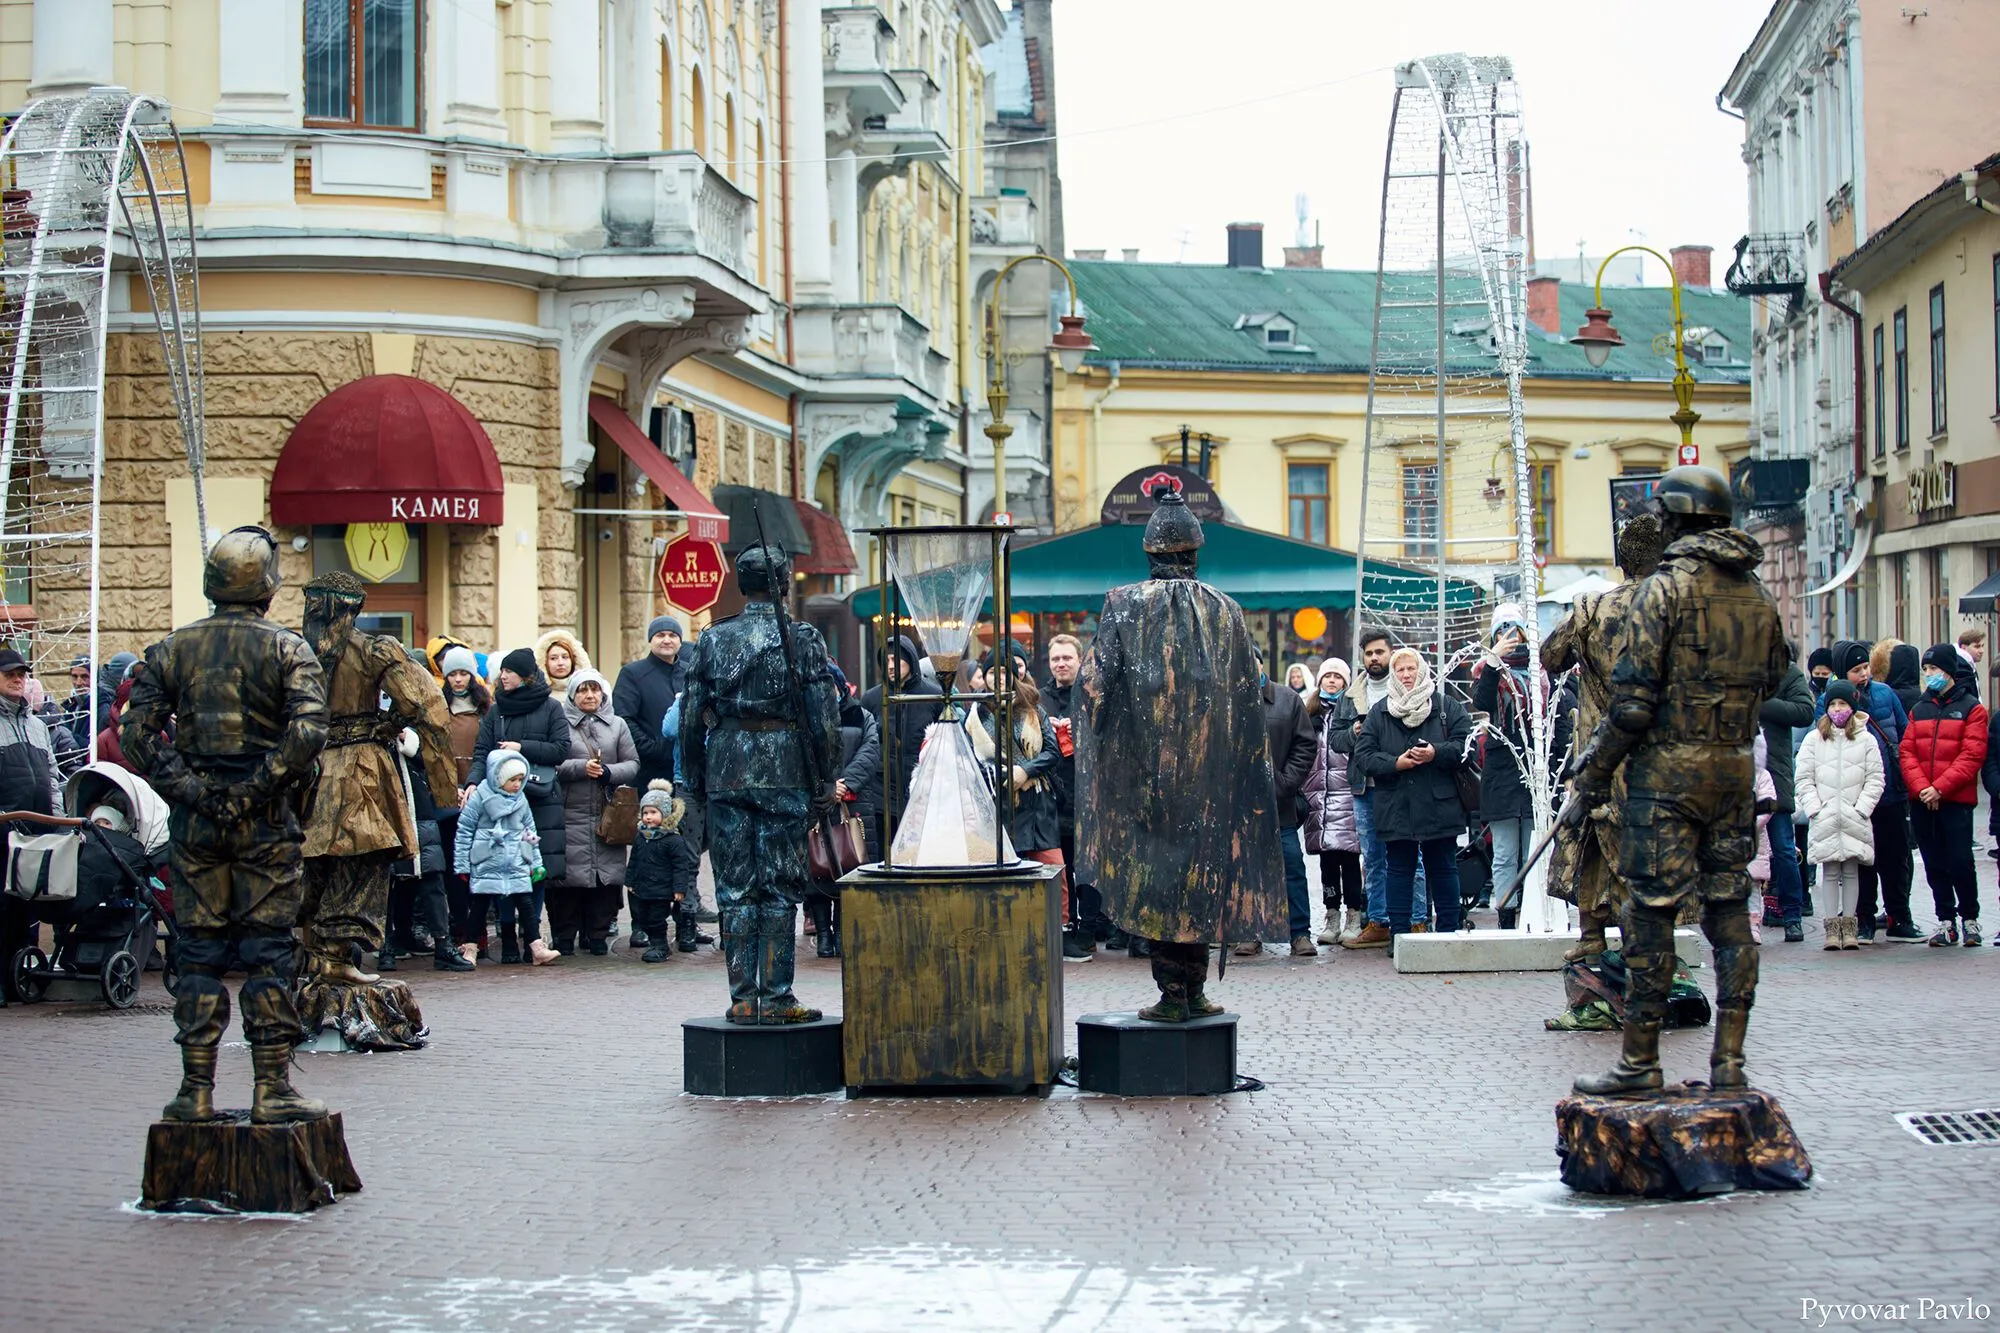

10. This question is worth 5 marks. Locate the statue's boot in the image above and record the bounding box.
[1706,909,1760,1089]
[756,904,820,1024]
[1137,944,1190,1022]
[1181,945,1222,1017]
[1563,908,1609,963]
[249,1044,327,1123]
[1574,907,1674,1096]
[721,907,760,1023]
[162,976,229,1122]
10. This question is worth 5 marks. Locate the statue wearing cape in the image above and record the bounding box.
[1074,558,1286,949]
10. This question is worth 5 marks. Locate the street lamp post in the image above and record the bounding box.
[982,254,1093,523]
[1569,244,1702,454]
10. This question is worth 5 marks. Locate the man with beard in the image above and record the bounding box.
[1042,633,1108,957]
[293,573,456,1048]
[1541,514,1663,960]
[1076,488,1285,1020]
[1569,467,1786,1096]
[679,544,841,1023]
[1339,627,1407,947]
[124,527,329,1122]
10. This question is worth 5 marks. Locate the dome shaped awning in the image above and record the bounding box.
[271,375,504,526]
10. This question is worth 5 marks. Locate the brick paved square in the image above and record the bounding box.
[3,851,1997,1332]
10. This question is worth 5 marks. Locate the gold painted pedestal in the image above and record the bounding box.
[837,864,1063,1095]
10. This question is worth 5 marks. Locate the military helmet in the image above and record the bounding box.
[735,542,791,596]
[1141,486,1205,555]
[203,526,282,605]
[1652,466,1733,521]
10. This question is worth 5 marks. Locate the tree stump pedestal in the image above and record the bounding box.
[139,1112,361,1214]
[1555,1082,1812,1198]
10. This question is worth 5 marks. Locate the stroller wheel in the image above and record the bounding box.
[9,946,50,1004]
[102,950,140,1009]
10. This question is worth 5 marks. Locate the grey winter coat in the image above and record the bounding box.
[453,772,544,898]
[1301,697,1360,854]
[557,688,640,888]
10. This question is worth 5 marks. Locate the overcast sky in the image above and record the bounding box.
[1050,0,1773,284]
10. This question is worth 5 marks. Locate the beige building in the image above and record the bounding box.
[1,0,1047,673]
[1831,152,2000,676]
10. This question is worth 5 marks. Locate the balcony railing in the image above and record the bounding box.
[529,151,755,277]
[793,303,946,401]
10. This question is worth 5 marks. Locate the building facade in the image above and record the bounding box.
[1,0,1052,672]
[1831,154,2000,682]
[1720,0,2000,649]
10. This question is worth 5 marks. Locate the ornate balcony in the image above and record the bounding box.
[527,151,756,280]
[793,303,946,402]
[823,6,904,122]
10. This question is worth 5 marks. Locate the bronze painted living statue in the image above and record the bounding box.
[1540,513,1663,963]
[679,542,840,1024]
[1567,467,1786,1096]
[124,526,330,1124]
[1076,487,1285,1021]
[294,571,457,1050]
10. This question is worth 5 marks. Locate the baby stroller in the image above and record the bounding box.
[3,763,174,1009]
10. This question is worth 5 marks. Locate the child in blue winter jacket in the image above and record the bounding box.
[453,752,557,966]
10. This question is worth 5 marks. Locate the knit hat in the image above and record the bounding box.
[640,778,675,816]
[500,647,539,680]
[1806,647,1832,673]
[1831,640,1871,678]
[648,615,684,641]
[1490,602,1526,638]
[1823,680,1858,709]
[1318,657,1351,690]
[439,646,479,678]
[491,752,529,787]
[87,804,130,833]
[1922,643,1961,674]
[566,668,612,700]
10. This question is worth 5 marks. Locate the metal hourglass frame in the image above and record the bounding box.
[862,522,1029,876]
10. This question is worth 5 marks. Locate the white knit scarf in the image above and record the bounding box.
[1385,651,1435,728]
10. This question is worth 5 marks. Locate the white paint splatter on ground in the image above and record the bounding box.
[1427,1170,1749,1217]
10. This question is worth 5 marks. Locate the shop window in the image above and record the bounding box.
[1928,547,1950,648]
[312,523,426,645]
[1894,552,1910,642]
[305,0,422,130]
[1287,462,1329,546]
[1929,283,1947,436]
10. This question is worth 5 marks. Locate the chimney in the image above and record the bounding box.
[1670,244,1713,290]
[1225,222,1264,269]
[1282,245,1323,269]
[1072,248,1106,261]
[1121,248,1140,263]
[1527,275,1562,334]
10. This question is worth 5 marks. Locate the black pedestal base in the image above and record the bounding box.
[682,1016,845,1096]
[140,1111,361,1214]
[1076,1011,1238,1096]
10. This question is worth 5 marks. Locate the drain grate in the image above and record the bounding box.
[60,1002,174,1018]
[1897,1109,2000,1145]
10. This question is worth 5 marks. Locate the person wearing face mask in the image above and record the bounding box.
[1794,680,1884,950]
[1806,647,1833,699]
[1818,638,1917,941]
[1899,645,1989,947]
[1474,605,1569,916]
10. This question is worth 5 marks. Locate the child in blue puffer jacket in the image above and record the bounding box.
[453,752,556,965]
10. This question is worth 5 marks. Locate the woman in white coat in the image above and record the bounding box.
[1793,679,1885,952]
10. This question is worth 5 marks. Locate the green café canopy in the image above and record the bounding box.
[849,521,1480,618]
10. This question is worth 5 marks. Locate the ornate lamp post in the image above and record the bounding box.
[1570,245,1702,455]
[981,254,1093,521]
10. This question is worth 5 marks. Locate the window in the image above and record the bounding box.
[690,66,707,156]
[1930,283,1948,436]
[1401,462,1438,557]
[1928,547,1951,648]
[659,41,674,149]
[1266,326,1292,346]
[1287,463,1330,546]
[1894,307,1910,450]
[1873,324,1886,460]
[1530,462,1557,559]
[305,0,421,129]
[1992,255,1999,414]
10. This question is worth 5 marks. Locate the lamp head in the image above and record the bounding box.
[1049,313,1093,376]
[1573,307,1623,369]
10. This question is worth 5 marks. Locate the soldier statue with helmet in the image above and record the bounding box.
[123,526,331,1124]
[1567,466,1787,1097]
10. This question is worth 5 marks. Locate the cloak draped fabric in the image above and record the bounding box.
[1076,577,1285,944]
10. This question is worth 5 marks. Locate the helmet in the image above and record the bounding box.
[1141,487,1205,555]
[1652,466,1733,521]
[735,542,791,597]
[203,526,282,605]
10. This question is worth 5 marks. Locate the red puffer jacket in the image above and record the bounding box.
[1899,684,1989,804]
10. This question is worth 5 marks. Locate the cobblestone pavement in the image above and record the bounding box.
[4,851,1999,1333]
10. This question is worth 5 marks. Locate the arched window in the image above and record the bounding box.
[899,234,913,305]
[874,216,891,301]
[690,65,707,156]
[659,39,674,149]
[724,94,738,180]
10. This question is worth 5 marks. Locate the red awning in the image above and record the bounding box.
[791,499,857,575]
[271,375,504,525]
[587,396,729,543]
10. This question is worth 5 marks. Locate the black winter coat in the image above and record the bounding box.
[859,637,943,818]
[393,756,448,880]
[1261,682,1317,826]
[1042,677,1082,837]
[1888,644,1922,718]
[1355,695,1473,844]
[985,706,1062,853]
[470,687,572,882]
[613,652,690,789]
[1470,657,1572,822]
[835,700,884,861]
[627,827,699,901]
[1758,663,1816,814]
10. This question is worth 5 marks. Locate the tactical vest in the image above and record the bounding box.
[1646,557,1783,747]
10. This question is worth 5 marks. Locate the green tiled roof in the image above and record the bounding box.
[1068,259,1752,384]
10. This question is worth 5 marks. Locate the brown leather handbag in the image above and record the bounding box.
[808,810,868,882]
[596,784,640,846]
